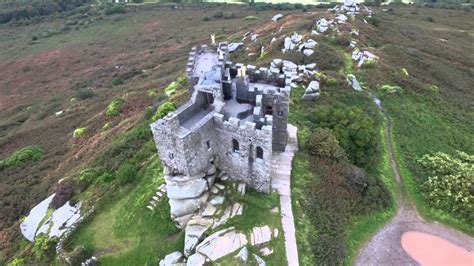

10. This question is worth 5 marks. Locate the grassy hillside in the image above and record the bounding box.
[1,2,472,265]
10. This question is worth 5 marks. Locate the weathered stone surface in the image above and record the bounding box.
[253,254,266,266]
[167,179,208,200]
[230,202,243,218]
[196,227,248,261]
[159,251,183,266]
[214,183,225,190]
[186,253,206,266]
[235,246,248,263]
[260,247,274,256]
[184,217,213,256]
[271,14,284,21]
[213,205,232,228]
[250,226,272,246]
[202,203,217,217]
[169,192,209,218]
[210,187,219,194]
[303,49,314,57]
[237,183,246,195]
[210,196,225,206]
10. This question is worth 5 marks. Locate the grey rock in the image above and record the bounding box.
[159,251,183,266]
[260,247,274,256]
[210,196,225,206]
[271,14,284,21]
[228,43,244,53]
[235,246,249,263]
[202,203,217,217]
[195,227,248,261]
[184,217,213,256]
[167,179,208,200]
[303,49,314,57]
[253,254,266,266]
[169,192,209,218]
[186,253,206,266]
[250,225,272,246]
[214,183,225,190]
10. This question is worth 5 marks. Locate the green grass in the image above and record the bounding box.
[68,157,183,265]
[380,89,473,235]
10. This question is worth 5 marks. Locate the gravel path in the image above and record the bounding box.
[272,124,299,266]
[355,97,474,265]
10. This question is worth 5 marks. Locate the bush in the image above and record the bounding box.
[201,16,210,21]
[310,106,380,167]
[152,101,177,121]
[32,234,58,262]
[73,127,86,138]
[104,4,125,15]
[308,128,348,162]
[111,77,124,86]
[75,87,95,100]
[116,162,138,184]
[106,97,125,117]
[426,16,434,22]
[334,32,351,46]
[420,151,473,222]
[212,11,223,18]
[0,146,44,170]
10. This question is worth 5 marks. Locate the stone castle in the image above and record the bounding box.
[150,42,292,226]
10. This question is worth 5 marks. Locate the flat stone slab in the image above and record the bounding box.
[196,227,248,261]
[251,225,272,246]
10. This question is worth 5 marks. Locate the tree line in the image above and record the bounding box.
[0,0,94,24]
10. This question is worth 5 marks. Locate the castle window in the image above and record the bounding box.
[206,140,211,150]
[169,153,174,159]
[277,110,284,117]
[256,146,264,159]
[232,139,239,153]
[266,105,273,115]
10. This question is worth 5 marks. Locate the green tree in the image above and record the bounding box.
[308,128,348,162]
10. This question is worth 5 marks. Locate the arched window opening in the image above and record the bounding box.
[232,139,240,153]
[256,146,264,159]
[266,105,273,115]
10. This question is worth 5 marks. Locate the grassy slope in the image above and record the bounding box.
[363,7,474,234]
[68,156,185,265]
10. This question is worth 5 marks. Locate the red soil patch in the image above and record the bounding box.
[401,231,474,265]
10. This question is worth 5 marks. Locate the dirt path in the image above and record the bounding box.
[355,97,474,265]
[272,124,299,266]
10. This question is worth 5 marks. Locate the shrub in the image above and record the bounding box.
[106,97,125,117]
[325,78,338,87]
[104,5,125,15]
[152,101,177,121]
[223,12,235,19]
[201,16,210,21]
[32,234,58,262]
[420,151,474,222]
[380,84,403,94]
[426,16,434,22]
[334,32,351,46]
[0,146,44,170]
[75,87,95,100]
[67,246,88,266]
[7,256,25,266]
[73,127,86,138]
[116,162,138,184]
[310,106,380,167]
[212,11,223,18]
[102,122,111,132]
[148,89,157,97]
[111,77,124,86]
[307,128,348,162]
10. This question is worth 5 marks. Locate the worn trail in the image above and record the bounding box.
[355,96,474,265]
